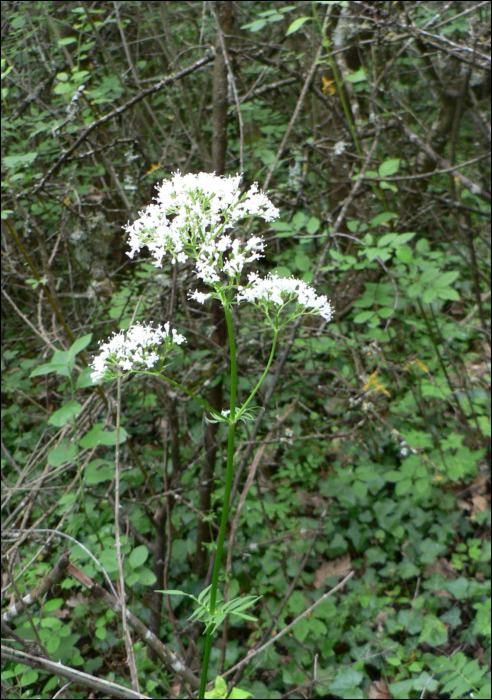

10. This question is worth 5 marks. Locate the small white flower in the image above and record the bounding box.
[237,272,333,322]
[91,322,186,382]
[189,290,211,305]
[123,172,278,283]
[333,140,347,156]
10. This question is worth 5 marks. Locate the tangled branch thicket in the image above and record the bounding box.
[2,2,490,699]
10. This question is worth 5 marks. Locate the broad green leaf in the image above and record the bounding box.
[422,288,437,303]
[11,16,26,29]
[3,152,38,168]
[420,267,441,285]
[353,310,375,323]
[294,251,311,271]
[377,307,394,318]
[365,247,392,261]
[395,478,413,495]
[330,668,363,691]
[291,211,307,230]
[210,675,227,700]
[71,70,90,84]
[54,83,75,95]
[292,616,309,642]
[48,401,83,427]
[385,470,407,482]
[79,423,128,448]
[436,287,460,301]
[345,68,366,83]
[378,233,399,247]
[241,19,267,32]
[47,440,78,466]
[371,212,398,227]
[418,614,448,646]
[68,333,92,358]
[228,687,254,699]
[44,598,63,612]
[137,568,157,585]
[379,158,400,177]
[347,219,367,233]
[271,221,294,232]
[378,232,415,248]
[396,246,413,263]
[380,181,398,192]
[46,637,61,654]
[433,271,459,288]
[76,366,95,388]
[286,16,311,35]
[403,431,433,448]
[85,459,115,485]
[306,216,320,234]
[446,577,469,599]
[30,362,69,378]
[129,545,149,569]
[57,37,77,45]
[406,282,422,298]
[19,669,38,686]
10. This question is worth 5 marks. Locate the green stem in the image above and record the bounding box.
[236,330,278,419]
[199,303,237,698]
[137,370,222,419]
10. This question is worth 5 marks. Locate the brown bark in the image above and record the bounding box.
[194,0,233,577]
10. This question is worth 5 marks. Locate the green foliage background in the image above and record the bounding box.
[1,1,490,698]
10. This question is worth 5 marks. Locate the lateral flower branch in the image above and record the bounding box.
[90,171,333,698]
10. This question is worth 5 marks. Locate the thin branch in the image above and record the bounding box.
[226,571,355,681]
[1,646,151,700]
[31,52,214,196]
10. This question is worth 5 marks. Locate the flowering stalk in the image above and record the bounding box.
[89,172,333,698]
[199,303,237,698]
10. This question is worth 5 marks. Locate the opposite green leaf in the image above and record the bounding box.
[68,333,93,358]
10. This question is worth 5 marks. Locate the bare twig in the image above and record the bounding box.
[1,646,152,699]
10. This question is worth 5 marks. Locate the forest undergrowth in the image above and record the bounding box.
[1,2,490,698]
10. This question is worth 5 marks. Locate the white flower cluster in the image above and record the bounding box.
[238,273,333,322]
[91,322,186,382]
[124,172,279,279]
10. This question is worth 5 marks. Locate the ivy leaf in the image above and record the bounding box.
[418,614,448,646]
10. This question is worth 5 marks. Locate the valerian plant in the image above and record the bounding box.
[90,172,333,698]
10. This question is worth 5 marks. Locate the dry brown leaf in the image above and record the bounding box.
[314,554,351,588]
[297,490,328,510]
[472,494,489,515]
[425,557,457,581]
[369,679,393,698]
